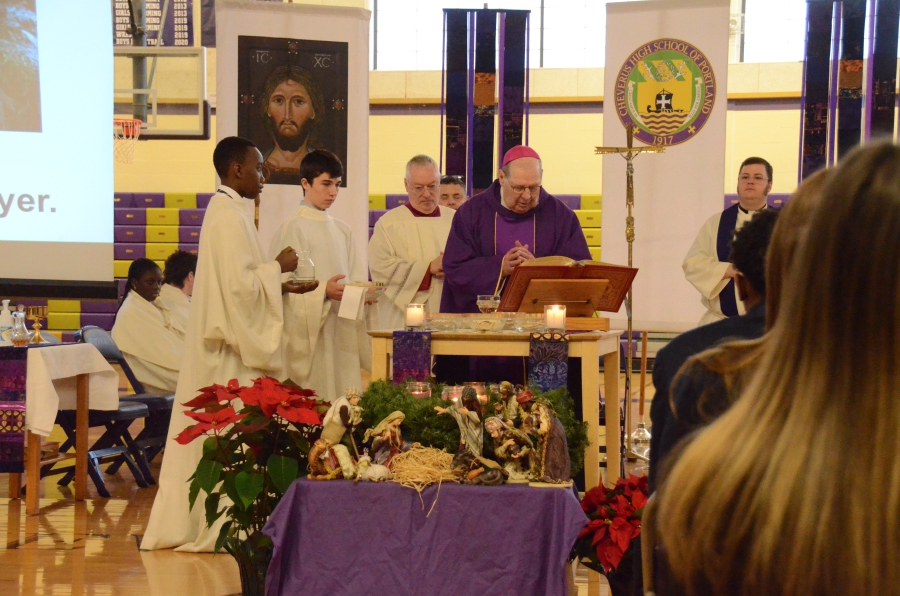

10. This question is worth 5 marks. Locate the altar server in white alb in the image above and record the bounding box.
[111,258,184,394]
[683,157,772,326]
[142,136,317,552]
[270,150,373,401]
[368,154,454,329]
[156,249,197,332]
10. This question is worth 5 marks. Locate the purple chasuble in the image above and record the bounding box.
[495,213,536,256]
[441,180,591,313]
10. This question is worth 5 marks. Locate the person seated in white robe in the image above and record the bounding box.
[270,150,373,401]
[156,249,196,332]
[142,136,318,552]
[368,154,454,329]
[111,258,185,394]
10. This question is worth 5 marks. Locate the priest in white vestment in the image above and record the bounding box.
[270,150,372,401]
[369,154,454,330]
[156,250,197,332]
[112,258,184,394]
[142,137,315,552]
[683,157,772,326]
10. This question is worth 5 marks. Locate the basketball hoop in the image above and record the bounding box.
[113,118,142,164]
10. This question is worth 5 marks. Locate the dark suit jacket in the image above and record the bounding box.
[648,303,766,492]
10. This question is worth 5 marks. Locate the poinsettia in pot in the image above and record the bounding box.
[570,474,649,596]
[175,377,328,596]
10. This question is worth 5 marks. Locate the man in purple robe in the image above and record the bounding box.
[437,146,591,385]
[441,145,591,314]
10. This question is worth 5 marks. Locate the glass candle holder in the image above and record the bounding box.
[406,303,425,329]
[544,304,566,332]
[406,381,431,399]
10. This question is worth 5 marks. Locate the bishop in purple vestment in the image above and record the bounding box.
[441,146,591,314]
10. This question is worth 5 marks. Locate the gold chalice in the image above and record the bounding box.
[25,305,48,344]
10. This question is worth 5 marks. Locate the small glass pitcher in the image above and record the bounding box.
[10,311,29,347]
[292,249,316,283]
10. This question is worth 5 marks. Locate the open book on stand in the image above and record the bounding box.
[498,256,638,323]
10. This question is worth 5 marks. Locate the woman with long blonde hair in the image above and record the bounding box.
[654,142,900,596]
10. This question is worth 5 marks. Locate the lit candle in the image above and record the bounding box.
[545,304,566,331]
[406,303,425,328]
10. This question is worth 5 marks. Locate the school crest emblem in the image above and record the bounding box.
[614,38,716,146]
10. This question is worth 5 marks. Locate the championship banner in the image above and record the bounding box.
[602,0,729,328]
[216,0,370,266]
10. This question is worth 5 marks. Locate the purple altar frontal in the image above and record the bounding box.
[264,478,587,596]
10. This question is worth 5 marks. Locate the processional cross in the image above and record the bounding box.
[595,124,665,466]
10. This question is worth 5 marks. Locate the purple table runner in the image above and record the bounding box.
[528,332,569,392]
[264,479,587,596]
[392,331,432,384]
[0,348,28,473]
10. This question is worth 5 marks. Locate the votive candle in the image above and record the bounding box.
[406,303,425,328]
[545,304,566,331]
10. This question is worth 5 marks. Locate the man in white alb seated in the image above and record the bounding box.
[142,136,317,552]
[111,258,184,394]
[156,249,196,332]
[683,156,772,326]
[368,154,455,329]
[270,150,373,402]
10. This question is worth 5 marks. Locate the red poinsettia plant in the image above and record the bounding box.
[176,377,328,562]
[570,474,649,574]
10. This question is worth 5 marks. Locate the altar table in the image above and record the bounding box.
[368,329,624,489]
[263,479,588,596]
[1,344,119,514]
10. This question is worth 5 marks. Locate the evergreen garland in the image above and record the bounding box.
[359,380,589,478]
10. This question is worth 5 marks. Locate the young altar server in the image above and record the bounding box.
[368,154,455,329]
[142,136,316,552]
[156,249,197,332]
[269,150,372,401]
[112,258,184,394]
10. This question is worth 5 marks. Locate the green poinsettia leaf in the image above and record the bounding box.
[188,476,201,512]
[214,520,233,553]
[204,492,223,528]
[222,473,244,511]
[234,470,265,509]
[196,459,223,495]
[202,436,219,459]
[267,454,299,494]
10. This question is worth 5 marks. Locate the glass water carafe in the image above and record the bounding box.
[10,312,29,347]
[291,249,316,283]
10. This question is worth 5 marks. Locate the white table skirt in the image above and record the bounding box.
[25,344,120,436]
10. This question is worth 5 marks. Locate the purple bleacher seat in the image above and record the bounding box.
[114,208,147,226]
[61,332,77,343]
[555,195,581,210]
[115,226,146,243]
[81,300,119,314]
[179,209,206,226]
[81,313,115,331]
[178,243,199,255]
[133,193,165,208]
[114,244,146,260]
[724,194,740,209]
[369,227,374,240]
[385,194,408,209]
[116,279,127,298]
[114,192,135,208]
[196,193,215,209]
[178,226,202,243]
[767,193,790,209]
[368,210,388,227]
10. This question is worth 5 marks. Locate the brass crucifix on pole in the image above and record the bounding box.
[595,124,664,471]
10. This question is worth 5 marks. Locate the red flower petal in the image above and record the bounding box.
[174,422,210,445]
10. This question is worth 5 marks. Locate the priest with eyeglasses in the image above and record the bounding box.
[441,145,591,315]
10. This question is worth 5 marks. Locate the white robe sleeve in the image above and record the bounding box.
[269,218,330,382]
[682,213,730,301]
[347,232,373,372]
[368,217,431,311]
[202,207,284,371]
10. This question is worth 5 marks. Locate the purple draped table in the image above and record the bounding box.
[263,478,588,596]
